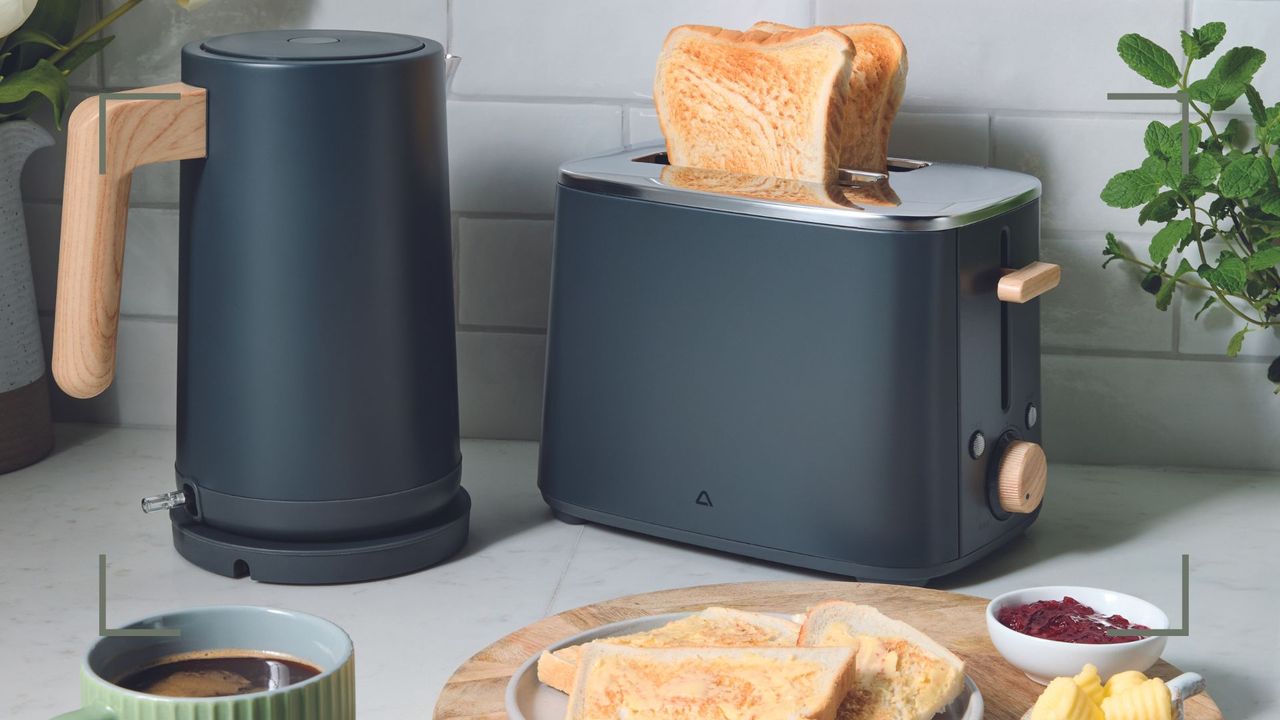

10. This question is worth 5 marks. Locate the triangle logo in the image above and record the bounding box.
[695,490,713,507]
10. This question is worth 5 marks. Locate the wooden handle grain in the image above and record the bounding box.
[998,261,1061,303]
[998,440,1047,514]
[52,83,207,399]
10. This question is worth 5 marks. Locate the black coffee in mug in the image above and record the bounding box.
[114,649,322,698]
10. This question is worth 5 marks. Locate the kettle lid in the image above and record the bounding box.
[201,29,427,62]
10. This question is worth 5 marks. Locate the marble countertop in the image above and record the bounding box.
[2,425,1276,719]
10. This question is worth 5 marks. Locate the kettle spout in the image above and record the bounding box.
[445,53,461,85]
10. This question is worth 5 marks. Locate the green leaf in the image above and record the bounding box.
[6,0,80,71]
[1247,246,1280,271]
[1141,155,1180,188]
[1209,195,1234,220]
[1200,250,1248,293]
[1103,231,1131,267]
[1180,31,1199,60]
[0,59,69,128]
[1194,296,1217,320]
[1155,259,1194,311]
[1144,121,1179,159]
[1190,153,1220,185]
[1218,155,1270,198]
[1246,84,1267,126]
[1,29,66,53]
[1189,76,1245,111]
[54,36,113,78]
[1227,326,1252,357]
[1194,21,1228,57]
[1101,168,1161,208]
[1259,105,1280,145]
[1221,118,1249,149]
[1150,218,1193,263]
[1117,33,1181,87]
[1138,190,1180,225]
[1211,46,1266,86]
[1262,191,1280,218]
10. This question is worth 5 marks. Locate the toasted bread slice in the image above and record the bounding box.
[567,645,857,720]
[654,25,853,183]
[752,22,907,172]
[661,164,852,208]
[537,607,800,694]
[799,601,964,720]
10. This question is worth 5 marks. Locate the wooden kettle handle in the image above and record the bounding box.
[52,83,207,399]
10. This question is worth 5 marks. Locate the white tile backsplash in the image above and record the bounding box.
[450,0,813,99]
[1041,231,1175,353]
[447,101,623,214]
[889,113,990,166]
[18,0,1280,466]
[457,332,547,441]
[458,218,554,329]
[816,0,1185,114]
[1043,353,1280,470]
[102,0,314,87]
[992,114,1170,233]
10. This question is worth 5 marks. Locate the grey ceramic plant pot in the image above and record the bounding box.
[0,119,54,474]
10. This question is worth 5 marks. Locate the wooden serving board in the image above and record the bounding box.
[433,581,1222,720]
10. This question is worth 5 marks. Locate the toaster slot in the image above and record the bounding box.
[629,150,931,184]
[1000,226,1012,412]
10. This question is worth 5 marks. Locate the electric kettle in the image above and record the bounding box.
[52,30,468,584]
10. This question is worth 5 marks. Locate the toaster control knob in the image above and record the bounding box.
[997,441,1046,513]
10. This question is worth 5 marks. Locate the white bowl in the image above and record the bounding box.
[986,586,1168,684]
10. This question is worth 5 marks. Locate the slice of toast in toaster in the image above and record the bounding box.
[537,607,800,694]
[798,601,964,720]
[566,645,856,720]
[654,25,853,184]
[660,164,853,208]
[753,21,908,172]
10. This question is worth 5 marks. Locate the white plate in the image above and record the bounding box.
[505,612,984,720]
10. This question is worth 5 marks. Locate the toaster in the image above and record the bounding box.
[538,146,1057,583]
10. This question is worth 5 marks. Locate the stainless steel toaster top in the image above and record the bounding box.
[559,145,1041,232]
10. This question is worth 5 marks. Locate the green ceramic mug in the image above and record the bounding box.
[52,606,355,720]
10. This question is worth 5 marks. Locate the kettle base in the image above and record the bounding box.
[169,488,471,584]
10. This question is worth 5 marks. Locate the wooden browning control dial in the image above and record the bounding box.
[997,440,1046,513]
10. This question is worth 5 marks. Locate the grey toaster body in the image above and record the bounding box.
[538,148,1044,583]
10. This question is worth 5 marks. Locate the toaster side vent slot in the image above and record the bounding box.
[999,227,1012,413]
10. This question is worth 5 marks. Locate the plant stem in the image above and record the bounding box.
[47,0,144,66]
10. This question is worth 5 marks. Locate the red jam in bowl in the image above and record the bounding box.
[997,596,1149,644]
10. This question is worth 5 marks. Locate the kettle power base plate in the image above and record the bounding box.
[169,488,471,584]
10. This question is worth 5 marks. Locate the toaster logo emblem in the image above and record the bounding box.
[695,490,714,508]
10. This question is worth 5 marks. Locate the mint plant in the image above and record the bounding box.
[1101,22,1280,390]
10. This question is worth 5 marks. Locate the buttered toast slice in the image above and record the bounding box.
[752,21,907,173]
[537,607,800,694]
[799,601,964,720]
[654,25,853,183]
[567,645,857,720]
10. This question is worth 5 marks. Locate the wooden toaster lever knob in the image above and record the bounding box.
[998,261,1061,303]
[998,440,1046,513]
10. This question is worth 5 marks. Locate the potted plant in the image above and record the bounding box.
[1101,21,1280,392]
[0,0,205,473]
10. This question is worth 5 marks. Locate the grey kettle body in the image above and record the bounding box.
[52,30,468,584]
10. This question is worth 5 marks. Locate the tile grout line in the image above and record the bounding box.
[1044,345,1275,364]
[542,525,586,616]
